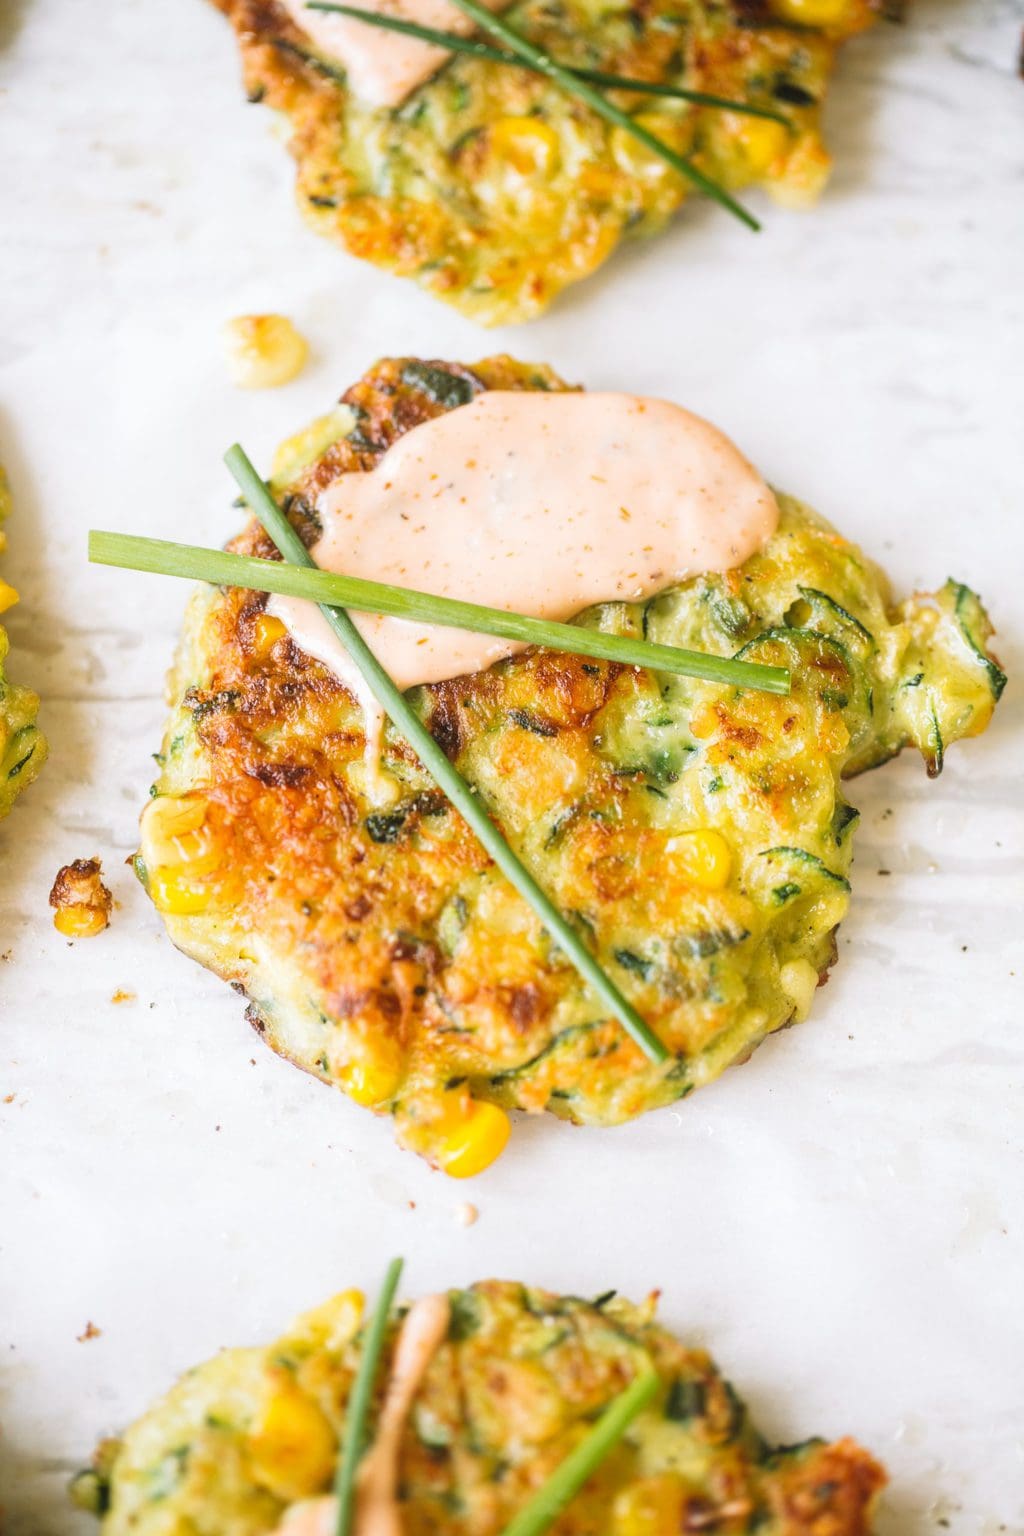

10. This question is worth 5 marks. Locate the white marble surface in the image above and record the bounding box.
[1,0,1023,1530]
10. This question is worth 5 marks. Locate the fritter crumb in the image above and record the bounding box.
[49,858,113,939]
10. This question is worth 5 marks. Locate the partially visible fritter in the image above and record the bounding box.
[138,357,1004,1175]
[212,0,899,324]
[0,468,46,821]
[75,1279,886,1533]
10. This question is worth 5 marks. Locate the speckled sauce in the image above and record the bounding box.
[278,0,508,106]
[270,390,779,732]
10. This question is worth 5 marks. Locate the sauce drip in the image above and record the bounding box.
[270,390,779,760]
[355,1293,451,1536]
[279,0,507,107]
[269,1293,451,1536]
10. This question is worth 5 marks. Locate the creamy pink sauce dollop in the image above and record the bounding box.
[271,1293,451,1536]
[279,0,507,107]
[269,390,778,737]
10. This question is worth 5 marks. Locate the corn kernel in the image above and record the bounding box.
[169,826,220,876]
[768,0,851,23]
[613,1476,686,1536]
[664,829,732,890]
[53,904,108,939]
[49,858,112,938]
[329,1289,365,1346]
[434,1091,511,1179]
[577,164,622,199]
[765,134,831,209]
[611,115,689,180]
[344,757,402,809]
[490,117,560,177]
[146,865,216,916]
[0,579,19,614]
[779,958,819,1021]
[253,613,287,658]
[726,114,791,177]
[248,1381,336,1500]
[291,1289,365,1352]
[223,314,309,391]
[140,796,217,873]
[140,795,225,917]
[141,794,208,843]
[337,1037,403,1107]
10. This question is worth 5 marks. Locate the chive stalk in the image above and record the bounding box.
[223,443,671,1066]
[334,1257,404,1536]
[274,35,349,84]
[87,530,790,696]
[306,1,789,124]
[500,1367,660,1536]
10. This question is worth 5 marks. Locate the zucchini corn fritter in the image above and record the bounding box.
[74,1280,886,1534]
[213,0,899,324]
[0,468,46,820]
[140,357,1005,1176]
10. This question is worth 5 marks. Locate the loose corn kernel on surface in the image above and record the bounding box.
[49,858,113,938]
[223,314,309,390]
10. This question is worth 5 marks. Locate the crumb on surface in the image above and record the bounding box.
[77,1321,102,1343]
[111,988,136,1004]
[49,858,113,939]
[455,1202,479,1228]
